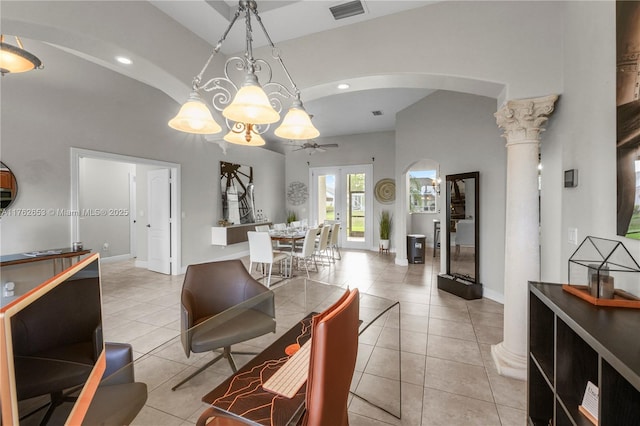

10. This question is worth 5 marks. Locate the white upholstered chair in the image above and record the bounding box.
[292,227,319,277]
[248,231,290,287]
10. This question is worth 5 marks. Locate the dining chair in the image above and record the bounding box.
[195,288,358,426]
[254,224,270,232]
[329,222,341,261]
[292,227,319,278]
[172,259,276,391]
[248,231,290,287]
[303,288,360,426]
[271,222,293,250]
[314,225,332,266]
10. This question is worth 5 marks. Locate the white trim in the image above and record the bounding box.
[178,249,250,275]
[309,164,373,250]
[99,254,133,264]
[129,173,137,258]
[482,287,504,304]
[395,257,409,266]
[134,260,148,269]
[70,148,182,275]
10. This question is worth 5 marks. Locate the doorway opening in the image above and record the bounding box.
[310,165,373,250]
[70,148,181,275]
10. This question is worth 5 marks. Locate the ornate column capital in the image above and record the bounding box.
[495,94,559,145]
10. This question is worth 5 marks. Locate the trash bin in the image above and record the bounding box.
[407,234,426,264]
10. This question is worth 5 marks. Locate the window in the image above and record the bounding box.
[409,169,437,213]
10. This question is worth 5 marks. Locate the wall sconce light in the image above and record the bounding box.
[432,177,442,195]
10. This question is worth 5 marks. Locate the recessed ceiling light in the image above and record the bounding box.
[116,56,132,65]
[337,83,350,90]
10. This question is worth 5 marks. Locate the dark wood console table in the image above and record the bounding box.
[0,248,92,274]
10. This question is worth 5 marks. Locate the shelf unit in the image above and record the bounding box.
[211,222,271,246]
[528,282,640,426]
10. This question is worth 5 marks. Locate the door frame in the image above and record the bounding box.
[70,148,181,275]
[309,164,373,250]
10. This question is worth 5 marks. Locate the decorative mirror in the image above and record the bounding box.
[220,161,256,224]
[0,162,18,211]
[437,171,482,299]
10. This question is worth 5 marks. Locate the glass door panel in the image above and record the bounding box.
[310,165,372,250]
[347,173,365,243]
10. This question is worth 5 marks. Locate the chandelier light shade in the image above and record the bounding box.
[168,0,319,146]
[0,35,43,75]
[222,77,280,125]
[275,99,320,140]
[168,91,222,134]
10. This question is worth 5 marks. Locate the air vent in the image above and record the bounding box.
[330,0,365,20]
[371,110,383,116]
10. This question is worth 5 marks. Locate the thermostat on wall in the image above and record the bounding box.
[564,169,578,188]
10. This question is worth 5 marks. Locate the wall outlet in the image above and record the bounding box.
[3,281,15,297]
[568,228,578,245]
[102,242,110,251]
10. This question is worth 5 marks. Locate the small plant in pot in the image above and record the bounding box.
[379,210,392,250]
[286,211,298,224]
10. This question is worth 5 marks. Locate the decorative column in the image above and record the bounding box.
[492,95,558,380]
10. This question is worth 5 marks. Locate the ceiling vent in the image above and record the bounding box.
[371,110,383,116]
[330,1,366,20]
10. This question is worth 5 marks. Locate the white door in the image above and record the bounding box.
[147,169,171,274]
[129,172,137,258]
[310,165,373,250]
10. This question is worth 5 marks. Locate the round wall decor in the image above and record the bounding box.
[375,178,396,204]
[287,181,308,205]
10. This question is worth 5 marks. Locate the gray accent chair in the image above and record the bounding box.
[172,259,276,391]
[84,342,147,425]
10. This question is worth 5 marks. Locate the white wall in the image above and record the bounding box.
[540,1,626,283]
[251,1,563,104]
[396,91,506,299]
[0,42,285,268]
[79,157,133,258]
[285,131,396,249]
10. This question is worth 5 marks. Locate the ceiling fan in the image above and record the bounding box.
[291,141,339,154]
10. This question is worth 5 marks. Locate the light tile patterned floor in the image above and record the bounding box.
[100,248,526,426]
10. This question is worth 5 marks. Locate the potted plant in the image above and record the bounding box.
[287,211,298,224]
[379,210,392,250]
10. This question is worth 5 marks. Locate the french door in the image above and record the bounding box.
[310,165,373,250]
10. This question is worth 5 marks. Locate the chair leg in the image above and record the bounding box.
[303,258,310,278]
[267,263,273,287]
[334,244,341,260]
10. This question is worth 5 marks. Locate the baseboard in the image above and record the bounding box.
[482,287,504,304]
[134,260,148,269]
[178,250,251,275]
[100,254,133,264]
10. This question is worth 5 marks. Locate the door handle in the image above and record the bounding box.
[146,224,151,228]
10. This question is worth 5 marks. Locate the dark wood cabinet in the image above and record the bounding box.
[528,282,640,426]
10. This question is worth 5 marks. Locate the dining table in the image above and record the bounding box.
[268,229,308,278]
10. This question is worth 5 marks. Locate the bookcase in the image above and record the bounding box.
[528,282,640,426]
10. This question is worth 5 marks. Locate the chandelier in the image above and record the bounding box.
[0,35,43,75]
[168,0,319,147]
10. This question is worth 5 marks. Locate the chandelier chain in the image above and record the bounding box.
[194,7,242,89]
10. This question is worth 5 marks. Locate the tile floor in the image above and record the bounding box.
[100,248,526,425]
